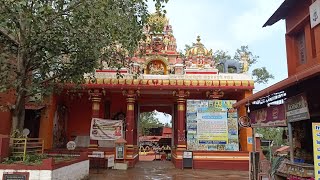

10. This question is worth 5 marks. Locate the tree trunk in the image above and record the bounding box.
[10,10,28,134]
[11,87,26,133]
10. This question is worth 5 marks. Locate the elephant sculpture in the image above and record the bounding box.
[218,58,243,73]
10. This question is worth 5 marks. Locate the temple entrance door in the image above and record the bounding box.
[138,104,174,162]
[24,109,41,138]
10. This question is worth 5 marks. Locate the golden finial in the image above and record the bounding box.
[196,35,201,43]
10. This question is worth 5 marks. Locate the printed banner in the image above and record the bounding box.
[186,100,239,151]
[249,104,287,127]
[90,118,123,140]
[312,122,320,180]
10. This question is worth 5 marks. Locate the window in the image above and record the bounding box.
[295,31,307,64]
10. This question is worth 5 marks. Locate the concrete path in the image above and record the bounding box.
[89,161,249,180]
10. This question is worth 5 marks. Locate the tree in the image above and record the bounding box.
[256,127,287,147]
[256,127,288,161]
[139,111,163,136]
[212,45,274,83]
[0,0,168,132]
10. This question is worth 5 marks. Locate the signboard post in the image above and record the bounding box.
[312,122,320,180]
[182,151,193,169]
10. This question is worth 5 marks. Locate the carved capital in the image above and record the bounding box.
[88,89,106,100]
[173,90,190,99]
[206,89,224,99]
[123,90,140,102]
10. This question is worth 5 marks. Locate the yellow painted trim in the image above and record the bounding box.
[242,80,248,86]
[163,79,169,85]
[184,80,191,86]
[127,104,134,111]
[126,79,132,85]
[206,80,212,86]
[220,80,227,86]
[198,80,205,86]
[227,80,234,86]
[170,80,176,85]
[97,78,104,84]
[177,80,183,86]
[178,104,185,111]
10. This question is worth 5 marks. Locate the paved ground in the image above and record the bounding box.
[89,161,249,180]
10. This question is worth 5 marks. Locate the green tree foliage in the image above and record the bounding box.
[0,0,167,131]
[252,67,275,84]
[256,127,287,147]
[139,111,164,136]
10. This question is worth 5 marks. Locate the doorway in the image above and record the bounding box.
[24,109,41,138]
[138,105,173,162]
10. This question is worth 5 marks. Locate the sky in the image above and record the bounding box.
[150,0,288,124]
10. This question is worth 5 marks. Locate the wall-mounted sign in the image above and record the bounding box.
[183,151,193,159]
[310,0,320,28]
[90,118,123,140]
[249,104,286,127]
[116,146,124,159]
[107,155,115,167]
[186,100,239,151]
[312,123,320,180]
[3,172,29,180]
[91,151,104,158]
[247,137,253,144]
[285,94,310,123]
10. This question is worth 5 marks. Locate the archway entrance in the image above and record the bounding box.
[138,105,173,162]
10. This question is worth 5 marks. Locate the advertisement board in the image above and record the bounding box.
[312,122,320,180]
[285,94,310,122]
[249,104,286,127]
[90,118,123,140]
[186,100,239,151]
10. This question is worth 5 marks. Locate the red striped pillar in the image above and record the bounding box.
[173,90,189,150]
[89,89,102,149]
[123,90,139,146]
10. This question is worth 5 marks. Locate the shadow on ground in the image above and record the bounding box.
[89,161,249,180]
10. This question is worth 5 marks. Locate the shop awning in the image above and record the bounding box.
[233,64,320,108]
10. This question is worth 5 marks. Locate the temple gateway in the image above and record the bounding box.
[27,13,254,170]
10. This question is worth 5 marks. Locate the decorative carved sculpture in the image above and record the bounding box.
[218,58,243,73]
[163,35,170,51]
[241,54,249,73]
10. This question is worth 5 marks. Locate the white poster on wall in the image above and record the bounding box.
[90,118,123,140]
[310,0,320,28]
